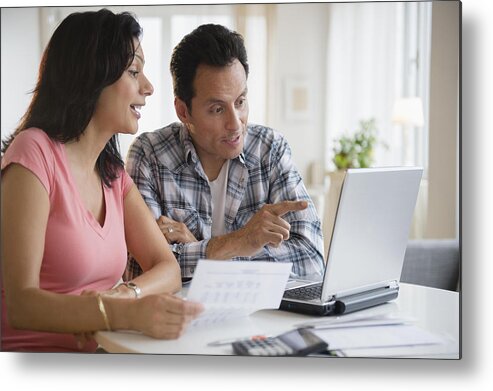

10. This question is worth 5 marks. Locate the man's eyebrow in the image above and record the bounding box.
[205,98,225,105]
[205,88,249,104]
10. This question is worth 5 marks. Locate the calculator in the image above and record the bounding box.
[232,328,328,357]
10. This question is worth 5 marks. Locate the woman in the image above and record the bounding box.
[1,9,202,352]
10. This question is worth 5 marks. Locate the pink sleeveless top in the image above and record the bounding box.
[1,128,133,352]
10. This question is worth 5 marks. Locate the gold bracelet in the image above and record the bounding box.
[96,294,111,331]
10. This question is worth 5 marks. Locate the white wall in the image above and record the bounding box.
[1,8,41,140]
[426,1,460,239]
[267,3,329,184]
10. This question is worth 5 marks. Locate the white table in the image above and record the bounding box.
[95,283,460,358]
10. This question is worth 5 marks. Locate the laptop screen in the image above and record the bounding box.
[321,167,423,300]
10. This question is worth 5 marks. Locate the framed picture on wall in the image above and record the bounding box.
[284,77,312,121]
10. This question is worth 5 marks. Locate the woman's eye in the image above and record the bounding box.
[129,70,139,78]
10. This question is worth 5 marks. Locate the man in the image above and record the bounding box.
[126,24,324,279]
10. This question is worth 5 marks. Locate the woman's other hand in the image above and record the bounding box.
[130,293,203,339]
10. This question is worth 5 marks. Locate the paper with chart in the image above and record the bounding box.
[311,324,449,351]
[186,260,292,327]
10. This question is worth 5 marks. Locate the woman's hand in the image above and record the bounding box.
[75,290,98,349]
[77,290,202,346]
[130,293,203,339]
[74,287,133,350]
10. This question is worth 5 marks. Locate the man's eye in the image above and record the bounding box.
[237,98,247,107]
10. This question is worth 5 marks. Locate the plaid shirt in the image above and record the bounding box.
[126,122,324,279]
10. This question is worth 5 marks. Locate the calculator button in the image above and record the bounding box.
[276,340,294,355]
[255,348,270,356]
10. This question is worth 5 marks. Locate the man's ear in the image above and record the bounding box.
[174,97,190,123]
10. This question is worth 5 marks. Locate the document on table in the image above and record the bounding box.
[312,324,448,351]
[186,260,292,327]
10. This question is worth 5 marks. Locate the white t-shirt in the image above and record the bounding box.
[209,160,230,237]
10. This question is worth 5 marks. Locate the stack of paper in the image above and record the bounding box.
[296,314,455,357]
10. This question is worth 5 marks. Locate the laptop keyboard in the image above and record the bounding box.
[283,283,323,300]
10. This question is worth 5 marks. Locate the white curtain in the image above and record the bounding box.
[325,2,404,169]
[323,2,431,240]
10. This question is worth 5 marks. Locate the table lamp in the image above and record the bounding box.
[392,97,424,165]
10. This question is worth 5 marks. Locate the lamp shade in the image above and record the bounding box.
[392,97,424,127]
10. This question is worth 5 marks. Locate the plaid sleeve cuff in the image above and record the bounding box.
[174,239,211,278]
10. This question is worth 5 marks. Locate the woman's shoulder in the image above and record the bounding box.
[3,128,59,167]
[1,128,59,193]
[7,128,57,153]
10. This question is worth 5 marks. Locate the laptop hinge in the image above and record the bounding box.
[330,280,399,300]
[333,283,400,315]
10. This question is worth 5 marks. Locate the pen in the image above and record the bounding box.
[295,315,414,329]
[207,334,269,347]
[299,319,413,330]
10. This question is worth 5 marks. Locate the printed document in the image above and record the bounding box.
[312,324,447,351]
[187,260,292,327]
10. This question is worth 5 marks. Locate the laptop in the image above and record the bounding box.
[280,167,423,316]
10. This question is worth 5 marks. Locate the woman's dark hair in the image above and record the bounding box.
[1,8,142,186]
[170,24,249,112]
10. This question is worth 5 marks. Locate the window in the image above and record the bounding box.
[325,2,432,171]
[399,1,432,176]
[171,15,234,47]
[119,17,164,160]
[324,2,432,239]
[242,15,267,125]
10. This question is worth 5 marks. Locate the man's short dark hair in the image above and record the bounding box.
[170,24,249,111]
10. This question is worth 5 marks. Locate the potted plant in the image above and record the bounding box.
[332,118,378,170]
[323,118,381,251]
